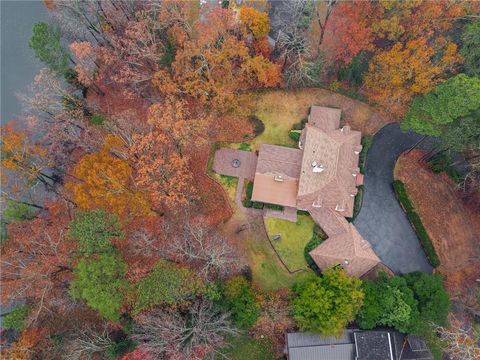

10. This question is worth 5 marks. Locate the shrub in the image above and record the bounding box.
[3,201,37,222]
[337,51,370,87]
[252,201,264,209]
[90,114,106,125]
[238,142,251,151]
[2,305,31,331]
[428,153,461,183]
[264,203,283,211]
[359,135,373,173]
[248,115,265,136]
[392,180,414,212]
[223,276,260,329]
[303,226,325,272]
[407,212,440,267]
[134,260,203,314]
[393,181,440,267]
[289,131,300,142]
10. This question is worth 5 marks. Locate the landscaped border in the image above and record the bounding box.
[392,180,440,267]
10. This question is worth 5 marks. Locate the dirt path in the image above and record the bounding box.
[395,151,480,280]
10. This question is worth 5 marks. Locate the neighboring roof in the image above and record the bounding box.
[288,343,355,360]
[354,331,394,360]
[286,330,433,360]
[309,223,380,277]
[251,144,302,208]
[297,125,361,217]
[308,106,342,131]
[286,331,355,360]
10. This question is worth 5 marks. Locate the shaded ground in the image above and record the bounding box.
[353,124,434,274]
[395,150,480,289]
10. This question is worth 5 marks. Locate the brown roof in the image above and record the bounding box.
[308,106,341,131]
[297,124,362,217]
[251,144,302,207]
[309,222,380,277]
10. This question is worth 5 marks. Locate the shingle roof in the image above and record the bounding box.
[309,222,380,277]
[286,331,355,360]
[251,144,302,207]
[297,124,362,218]
[308,106,342,131]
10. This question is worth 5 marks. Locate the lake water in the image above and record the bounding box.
[1,0,47,123]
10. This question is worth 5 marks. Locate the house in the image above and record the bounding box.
[285,330,434,360]
[250,106,380,277]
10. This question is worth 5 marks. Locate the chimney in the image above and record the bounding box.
[274,175,284,182]
[352,167,360,177]
[353,145,362,155]
[313,164,325,173]
[341,125,351,135]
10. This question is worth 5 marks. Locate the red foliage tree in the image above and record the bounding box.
[1,201,75,321]
[322,1,376,65]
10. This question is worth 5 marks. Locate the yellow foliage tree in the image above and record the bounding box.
[66,137,151,218]
[363,38,462,116]
[240,6,270,38]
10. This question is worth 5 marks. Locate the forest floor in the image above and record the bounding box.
[395,150,480,314]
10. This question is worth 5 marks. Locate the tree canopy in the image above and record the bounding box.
[460,20,480,77]
[29,22,70,76]
[223,276,261,329]
[68,209,124,256]
[291,268,364,336]
[133,260,203,314]
[69,253,130,322]
[401,74,480,136]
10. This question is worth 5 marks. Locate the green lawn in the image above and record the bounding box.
[264,214,315,272]
[242,220,311,291]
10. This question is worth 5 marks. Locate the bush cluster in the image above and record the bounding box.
[392,180,440,267]
[248,115,265,136]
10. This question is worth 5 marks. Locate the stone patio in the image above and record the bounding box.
[212,148,257,180]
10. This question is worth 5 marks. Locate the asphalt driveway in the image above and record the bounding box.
[353,124,434,274]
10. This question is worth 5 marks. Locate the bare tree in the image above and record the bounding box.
[164,222,238,280]
[132,299,238,359]
[62,326,114,360]
[433,321,480,360]
[273,0,323,87]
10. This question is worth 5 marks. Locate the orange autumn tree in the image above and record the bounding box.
[147,97,209,153]
[153,7,281,111]
[129,130,197,213]
[1,123,53,187]
[363,38,462,116]
[66,136,150,218]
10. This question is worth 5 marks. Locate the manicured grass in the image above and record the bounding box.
[264,214,315,272]
[243,231,311,291]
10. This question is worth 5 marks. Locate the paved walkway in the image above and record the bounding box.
[264,206,298,222]
[353,124,435,274]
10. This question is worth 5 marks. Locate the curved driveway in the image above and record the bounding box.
[353,124,434,274]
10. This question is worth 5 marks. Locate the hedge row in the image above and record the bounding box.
[392,180,414,212]
[393,180,440,267]
[303,225,327,274]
